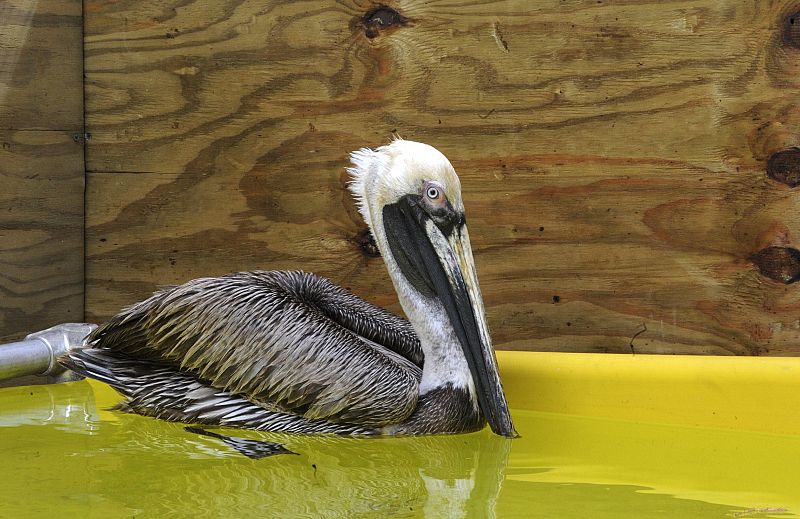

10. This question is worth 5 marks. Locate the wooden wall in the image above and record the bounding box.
[84,0,800,356]
[0,0,84,341]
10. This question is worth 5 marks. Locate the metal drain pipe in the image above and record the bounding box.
[0,323,97,385]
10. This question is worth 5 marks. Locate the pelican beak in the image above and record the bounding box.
[383,196,519,438]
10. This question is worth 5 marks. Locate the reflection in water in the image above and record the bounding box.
[184,426,299,459]
[0,381,99,433]
[0,380,511,518]
[103,415,512,518]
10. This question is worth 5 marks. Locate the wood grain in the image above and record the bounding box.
[0,0,83,131]
[85,0,800,355]
[0,0,84,340]
[0,130,84,341]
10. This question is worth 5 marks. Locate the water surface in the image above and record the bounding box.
[0,380,797,518]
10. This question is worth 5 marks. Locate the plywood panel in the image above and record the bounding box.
[0,0,84,340]
[0,130,84,340]
[85,0,800,355]
[0,0,83,130]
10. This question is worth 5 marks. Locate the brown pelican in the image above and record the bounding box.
[60,139,518,438]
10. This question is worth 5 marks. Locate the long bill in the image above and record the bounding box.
[383,197,519,438]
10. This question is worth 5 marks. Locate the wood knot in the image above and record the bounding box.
[359,5,408,39]
[751,246,800,284]
[354,228,381,257]
[784,12,800,48]
[767,148,800,187]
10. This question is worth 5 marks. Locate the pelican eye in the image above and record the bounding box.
[423,181,445,203]
[418,181,461,235]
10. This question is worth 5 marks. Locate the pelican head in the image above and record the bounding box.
[348,139,517,438]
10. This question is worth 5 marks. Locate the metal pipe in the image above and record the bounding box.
[0,323,97,385]
[0,339,52,380]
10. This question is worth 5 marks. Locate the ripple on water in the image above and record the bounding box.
[0,380,798,518]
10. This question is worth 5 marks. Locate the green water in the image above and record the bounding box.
[0,380,798,518]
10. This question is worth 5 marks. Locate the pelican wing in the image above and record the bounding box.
[87,271,423,426]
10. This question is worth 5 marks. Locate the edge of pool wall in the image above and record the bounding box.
[496,351,800,436]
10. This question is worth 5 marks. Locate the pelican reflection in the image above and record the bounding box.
[100,411,511,518]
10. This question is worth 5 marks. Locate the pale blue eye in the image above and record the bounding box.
[426,187,440,199]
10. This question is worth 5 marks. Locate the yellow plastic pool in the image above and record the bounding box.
[0,351,798,518]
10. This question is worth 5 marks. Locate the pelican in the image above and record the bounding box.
[60,139,518,438]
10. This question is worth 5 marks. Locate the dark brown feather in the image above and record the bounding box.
[86,271,422,426]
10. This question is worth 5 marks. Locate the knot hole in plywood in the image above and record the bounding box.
[353,228,381,258]
[766,148,800,187]
[356,5,409,39]
[783,10,800,48]
[751,246,800,284]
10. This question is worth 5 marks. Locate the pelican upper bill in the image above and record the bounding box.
[60,139,518,438]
